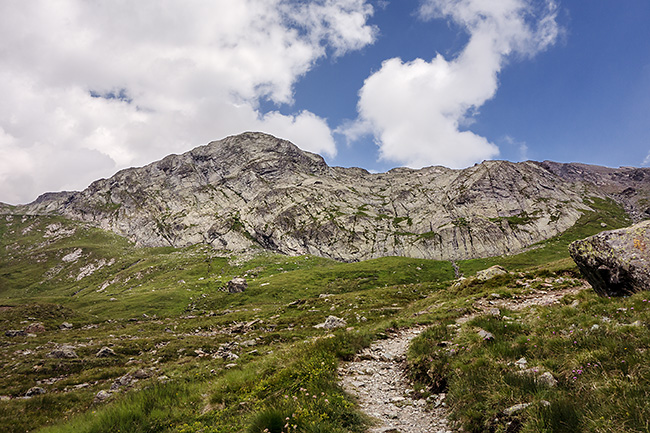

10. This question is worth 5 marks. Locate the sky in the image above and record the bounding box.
[0,0,649,204]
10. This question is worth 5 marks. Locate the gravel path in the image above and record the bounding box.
[339,327,453,433]
[339,282,588,433]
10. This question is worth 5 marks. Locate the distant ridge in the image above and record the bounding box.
[11,132,650,261]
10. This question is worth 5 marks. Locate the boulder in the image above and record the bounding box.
[477,328,495,341]
[96,346,116,357]
[47,345,78,359]
[314,315,347,330]
[569,220,650,296]
[537,372,558,387]
[94,390,112,402]
[25,387,46,397]
[504,403,531,416]
[226,277,247,293]
[24,323,46,333]
[132,369,151,379]
[110,373,134,391]
[476,265,508,281]
[5,330,26,337]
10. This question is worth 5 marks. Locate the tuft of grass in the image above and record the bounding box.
[247,406,296,433]
[40,382,199,433]
[524,398,583,433]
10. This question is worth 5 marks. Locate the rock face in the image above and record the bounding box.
[540,161,650,222]
[569,220,650,296]
[17,132,650,262]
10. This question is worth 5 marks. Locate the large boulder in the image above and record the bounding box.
[47,345,78,359]
[314,315,347,330]
[569,220,650,296]
[226,277,247,293]
[476,265,508,281]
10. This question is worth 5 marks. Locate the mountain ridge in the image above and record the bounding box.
[5,132,650,261]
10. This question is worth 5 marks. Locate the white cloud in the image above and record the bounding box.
[0,0,376,204]
[504,135,529,161]
[347,0,559,169]
[643,151,650,166]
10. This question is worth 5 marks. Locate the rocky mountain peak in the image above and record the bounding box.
[193,132,329,178]
[13,132,650,262]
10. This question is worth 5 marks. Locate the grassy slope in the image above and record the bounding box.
[458,196,632,275]
[0,196,645,433]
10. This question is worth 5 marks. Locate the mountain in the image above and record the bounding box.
[2,132,650,433]
[9,132,650,261]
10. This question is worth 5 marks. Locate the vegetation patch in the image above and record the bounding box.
[407,263,650,433]
[0,197,646,433]
[489,211,539,227]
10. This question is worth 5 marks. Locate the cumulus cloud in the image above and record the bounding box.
[347,0,559,169]
[643,151,650,166]
[0,0,376,204]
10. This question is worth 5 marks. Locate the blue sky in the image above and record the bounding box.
[287,0,650,171]
[0,0,649,204]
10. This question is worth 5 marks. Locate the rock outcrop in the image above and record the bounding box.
[25,387,46,397]
[96,346,116,357]
[314,315,347,330]
[47,346,78,359]
[539,161,650,222]
[569,220,650,296]
[226,277,247,293]
[476,265,508,281]
[15,132,650,262]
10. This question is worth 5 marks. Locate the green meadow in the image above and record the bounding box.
[1,197,647,433]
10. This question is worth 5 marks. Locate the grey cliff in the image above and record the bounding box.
[15,132,650,262]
